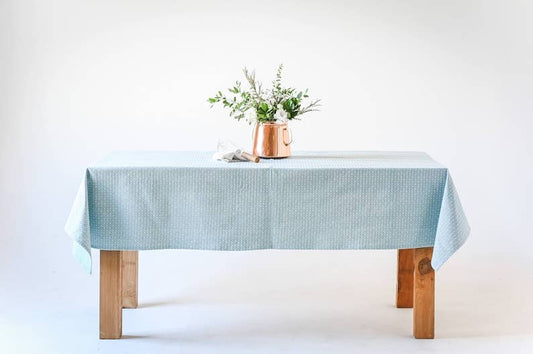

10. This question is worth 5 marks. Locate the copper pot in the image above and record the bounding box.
[252,122,292,159]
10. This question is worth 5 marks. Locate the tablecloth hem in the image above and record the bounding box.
[73,241,92,274]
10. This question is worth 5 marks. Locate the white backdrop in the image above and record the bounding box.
[1,1,532,352]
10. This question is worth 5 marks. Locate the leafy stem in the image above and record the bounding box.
[208,65,320,124]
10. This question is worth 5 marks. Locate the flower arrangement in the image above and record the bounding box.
[208,64,320,125]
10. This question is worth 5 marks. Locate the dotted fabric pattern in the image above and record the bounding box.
[65,151,470,274]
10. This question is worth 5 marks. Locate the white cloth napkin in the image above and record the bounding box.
[212,140,248,162]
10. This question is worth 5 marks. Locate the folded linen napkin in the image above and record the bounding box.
[212,140,259,163]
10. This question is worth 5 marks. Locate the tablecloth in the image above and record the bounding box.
[65,151,470,273]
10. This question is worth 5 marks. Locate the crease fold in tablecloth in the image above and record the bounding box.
[431,171,470,270]
[65,170,92,274]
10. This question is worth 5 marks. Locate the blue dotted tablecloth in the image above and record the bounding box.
[65,151,470,273]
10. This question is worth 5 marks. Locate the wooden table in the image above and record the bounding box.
[63,151,469,341]
[99,247,435,340]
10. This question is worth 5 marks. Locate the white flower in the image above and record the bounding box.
[274,105,288,123]
[244,108,257,124]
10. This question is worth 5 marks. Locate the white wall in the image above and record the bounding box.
[1,0,532,275]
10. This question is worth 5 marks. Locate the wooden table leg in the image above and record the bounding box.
[100,250,122,339]
[122,251,138,309]
[396,249,414,308]
[413,247,435,339]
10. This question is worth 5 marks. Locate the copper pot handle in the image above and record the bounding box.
[283,126,292,146]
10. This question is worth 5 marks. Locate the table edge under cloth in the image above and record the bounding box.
[64,152,470,274]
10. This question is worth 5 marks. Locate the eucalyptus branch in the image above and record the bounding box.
[298,99,322,116]
[273,64,283,92]
[243,68,263,102]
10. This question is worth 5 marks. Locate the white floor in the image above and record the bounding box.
[1,244,532,353]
